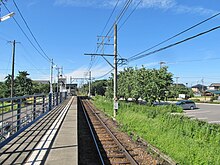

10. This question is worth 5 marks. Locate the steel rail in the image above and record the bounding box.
[83,99,138,165]
[79,98,105,165]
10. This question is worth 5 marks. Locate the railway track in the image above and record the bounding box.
[79,97,158,165]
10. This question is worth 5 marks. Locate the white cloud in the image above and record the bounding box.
[175,5,218,16]
[54,0,217,16]
[64,64,112,82]
[54,0,120,8]
[54,0,175,9]
[0,74,7,82]
[140,0,176,9]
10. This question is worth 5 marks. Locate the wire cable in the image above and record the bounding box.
[13,0,51,62]
[96,0,133,53]
[100,0,120,36]
[95,69,114,79]
[118,0,142,31]
[128,26,220,62]
[2,2,51,63]
[128,12,220,60]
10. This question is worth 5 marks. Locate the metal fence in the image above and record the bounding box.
[0,92,67,142]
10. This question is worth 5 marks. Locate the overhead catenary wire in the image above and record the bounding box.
[89,0,132,72]
[100,0,120,36]
[88,0,134,73]
[12,0,51,62]
[88,0,120,71]
[96,0,133,53]
[118,0,143,31]
[95,69,114,80]
[128,26,220,62]
[19,43,49,76]
[128,12,220,61]
[2,2,51,63]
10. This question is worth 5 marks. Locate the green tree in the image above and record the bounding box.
[90,80,107,96]
[32,82,50,94]
[107,66,173,104]
[15,71,33,96]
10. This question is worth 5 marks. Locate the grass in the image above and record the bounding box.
[92,96,220,164]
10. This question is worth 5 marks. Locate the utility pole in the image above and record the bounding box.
[113,23,118,118]
[84,23,119,117]
[88,71,91,97]
[174,76,179,99]
[9,40,20,98]
[50,59,53,94]
[201,78,206,100]
[11,40,16,98]
[56,67,60,93]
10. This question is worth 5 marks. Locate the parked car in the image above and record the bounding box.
[176,100,196,110]
[153,101,170,106]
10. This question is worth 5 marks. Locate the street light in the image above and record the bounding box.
[0,12,15,22]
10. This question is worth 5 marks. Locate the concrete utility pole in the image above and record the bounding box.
[56,67,60,93]
[84,23,119,117]
[113,24,118,118]
[88,71,91,97]
[50,59,53,94]
[9,40,20,98]
[11,40,15,98]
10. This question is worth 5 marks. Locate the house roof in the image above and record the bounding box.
[206,90,220,95]
[191,84,207,89]
[210,83,220,87]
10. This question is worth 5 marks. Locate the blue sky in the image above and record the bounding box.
[0,0,220,86]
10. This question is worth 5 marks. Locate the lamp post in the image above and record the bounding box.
[0,12,15,22]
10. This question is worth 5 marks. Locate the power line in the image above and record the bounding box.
[118,0,142,31]
[13,0,51,62]
[128,26,220,62]
[95,69,114,79]
[19,43,49,76]
[129,12,220,60]
[115,0,133,24]
[96,0,133,53]
[89,0,133,72]
[2,2,51,63]
[100,0,120,36]
[88,1,119,71]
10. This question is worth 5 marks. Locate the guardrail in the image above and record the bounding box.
[0,92,67,143]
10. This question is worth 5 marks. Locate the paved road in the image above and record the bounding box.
[184,103,220,124]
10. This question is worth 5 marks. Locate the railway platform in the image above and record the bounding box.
[0,96,78,165]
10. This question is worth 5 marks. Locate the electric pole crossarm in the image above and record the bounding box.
[97,43,114,46]
[84,53,114,57]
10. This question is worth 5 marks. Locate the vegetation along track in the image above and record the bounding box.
[78,97,164,165]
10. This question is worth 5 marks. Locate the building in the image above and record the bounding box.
[66,84,77,96]
[208,83,220,90]
[191,84,207,94]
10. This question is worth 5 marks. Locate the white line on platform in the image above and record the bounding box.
[25,97,73,165]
